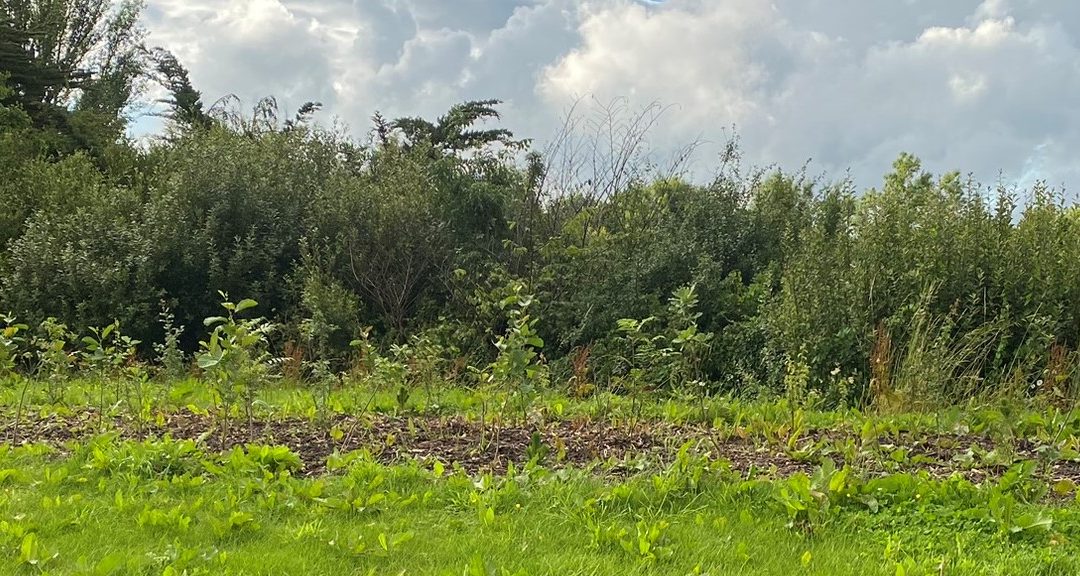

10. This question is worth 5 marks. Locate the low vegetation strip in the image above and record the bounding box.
[5,377,1080,574]
[2,409,807,477]
[6,395,1080,485]
[3,431,1080,575]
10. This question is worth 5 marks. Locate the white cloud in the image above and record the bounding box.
[144,0,340,111]
[540,0,1080,189]
[139,0,1080,191]
[539,0,824,164]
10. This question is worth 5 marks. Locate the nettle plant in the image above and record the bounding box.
[486,281,546,419]
[197,293,278,439]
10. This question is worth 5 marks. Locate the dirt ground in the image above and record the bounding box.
[3,410,1079,483]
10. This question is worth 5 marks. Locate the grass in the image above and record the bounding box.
[4,376,1080,574]
[3,439,1080,575]
[1,374,1067,433]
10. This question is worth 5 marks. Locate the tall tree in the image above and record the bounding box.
[150,47,211,131]
[0,0,147,152]
[389,99,523,156]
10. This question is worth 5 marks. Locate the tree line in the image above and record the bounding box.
[2,0,1078,407]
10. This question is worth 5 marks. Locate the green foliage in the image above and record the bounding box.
[616,519,674,564]
[150,48,212,132]
[339,142,455,339]
[0,313,29,375]
[609,284,714,395]
[667,284,714,386]
[230,444,302,476]
[80,320,140,375]
[7,382,1080,573]
[486,281,546,417]
[32,317,75,401]
[143,126,350,343]
[79,319,140,427]
[613,315,677,392]
[1,177,161,342]
[758,156,1080,403]
[1,19,1079,412]
[388,98,525,157]
[773,459,852,533]
[197,293,277,437]
[155,303,187,379]
[298,263,362,365]
[0,0,148,160]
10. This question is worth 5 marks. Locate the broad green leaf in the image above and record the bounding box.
[93,552,125,575]
[392,531,415,547]
[1053,479,1075,495]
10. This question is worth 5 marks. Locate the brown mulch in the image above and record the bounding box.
[4,410,1080,484]
[0,410,806,477]
[793,428,1080,485]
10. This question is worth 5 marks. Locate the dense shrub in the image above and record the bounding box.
[2,85,1079,407]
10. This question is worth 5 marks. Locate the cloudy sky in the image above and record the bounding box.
[140,0,1080,192]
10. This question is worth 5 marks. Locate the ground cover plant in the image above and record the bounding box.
[5,362,1080,574]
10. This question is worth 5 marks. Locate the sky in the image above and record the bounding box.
[138,0,1080,192]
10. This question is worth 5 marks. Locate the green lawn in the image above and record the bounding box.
[3,378,1080,575]
[3,438,1079,576]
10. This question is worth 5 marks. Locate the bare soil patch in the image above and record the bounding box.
[0,410,806,476]
[4,411,1079,484]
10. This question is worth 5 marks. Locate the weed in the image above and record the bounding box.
[33,317,76,403]
[155,302,187,380]
[197,293,278,439]
[0,313,29,377]
[487,281,546,421]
